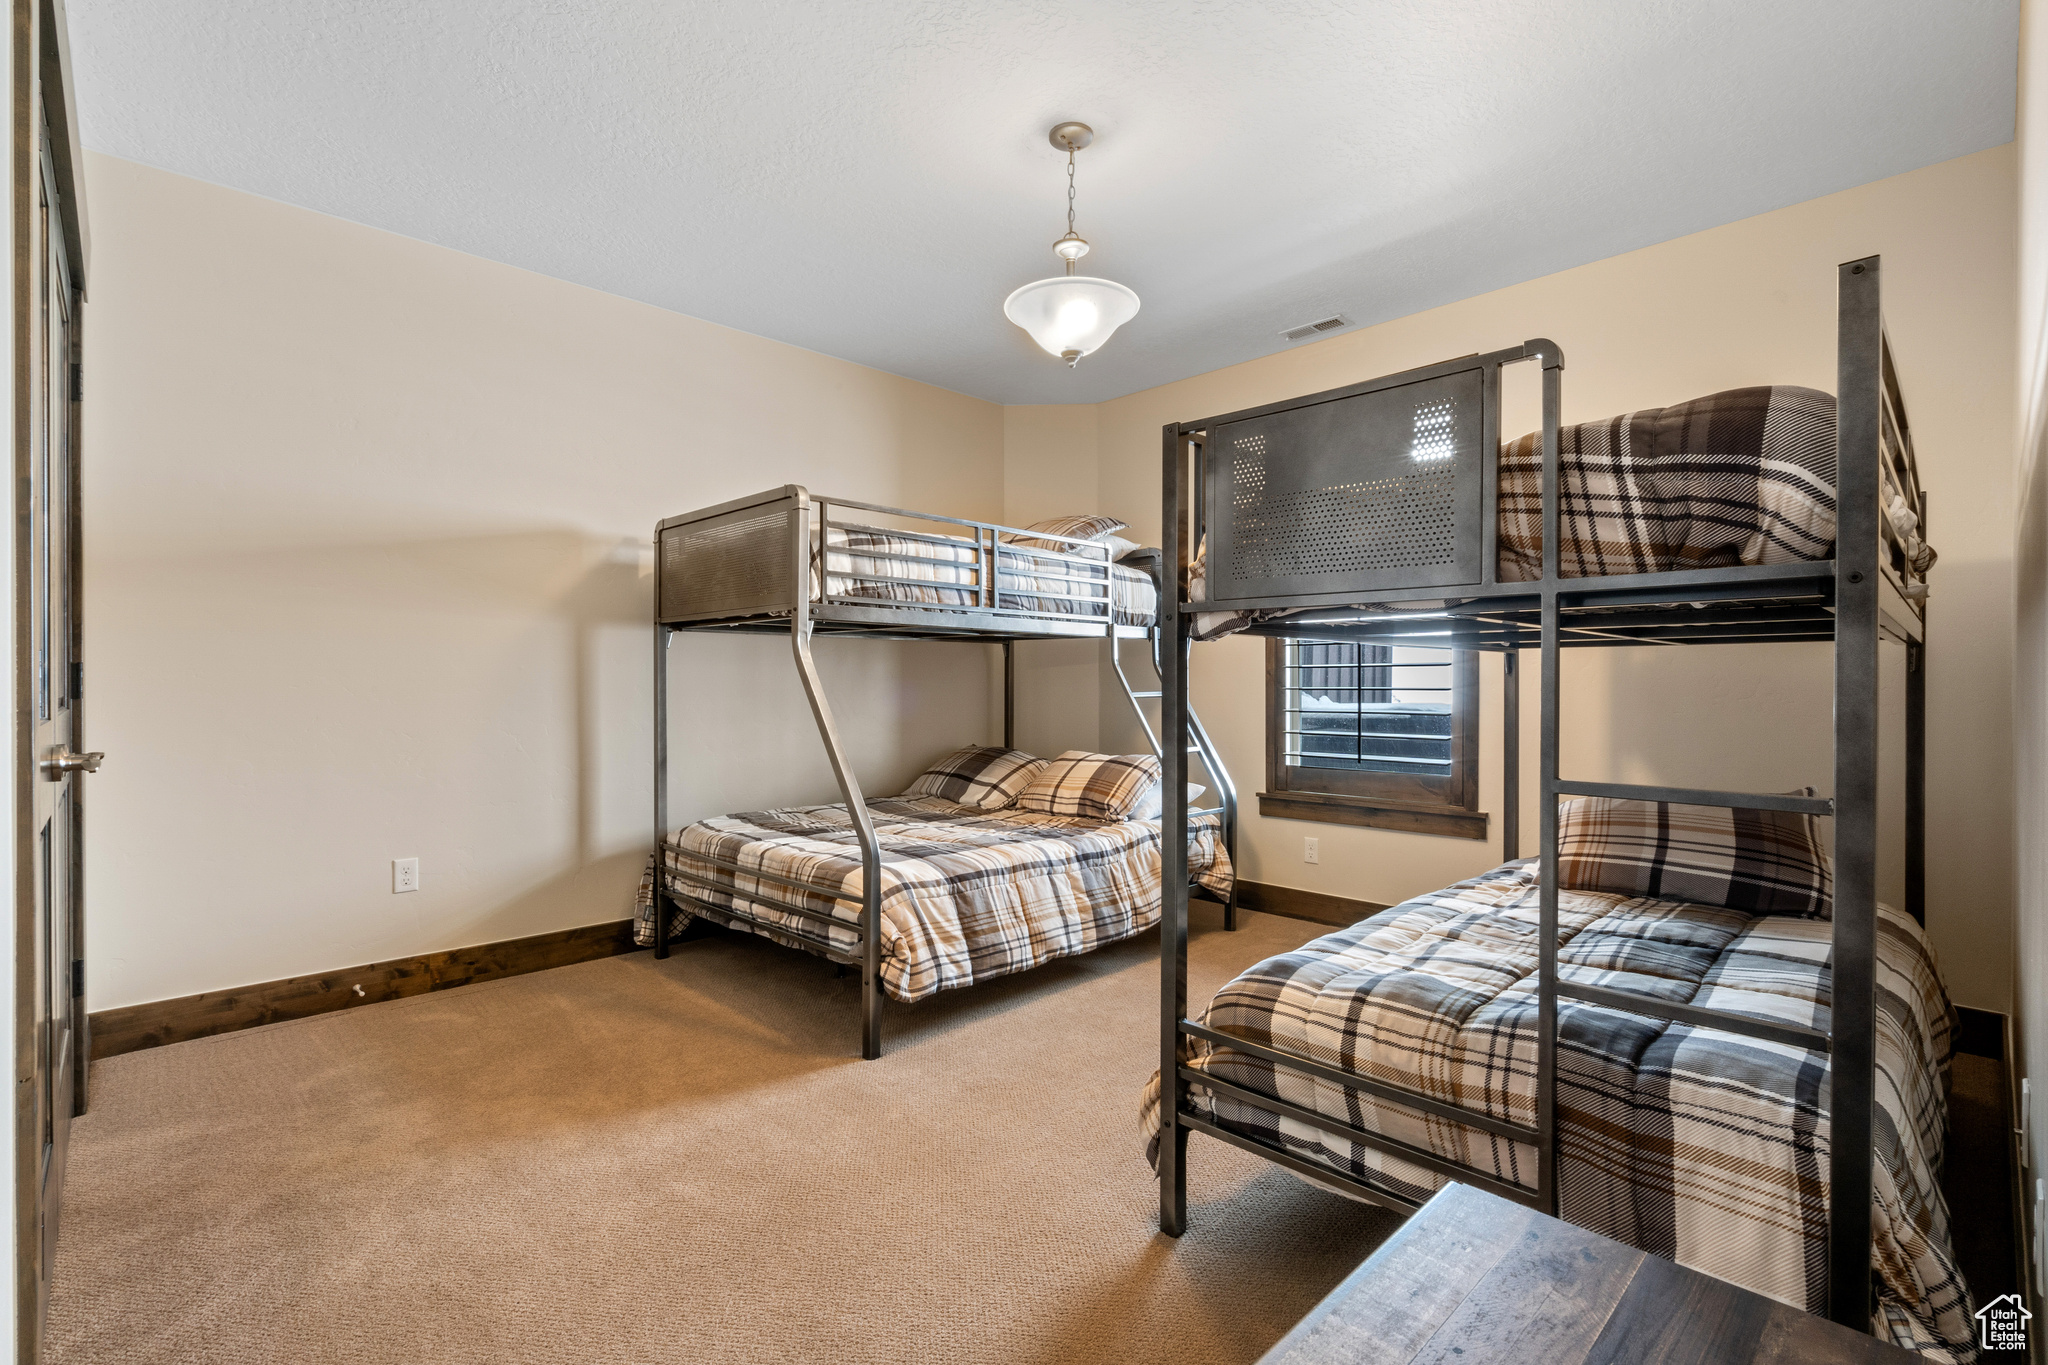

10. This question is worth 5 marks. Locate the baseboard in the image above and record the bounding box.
[1235,880,1389,928]
[88,919,639,1061]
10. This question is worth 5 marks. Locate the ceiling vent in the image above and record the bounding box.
[1281,315,1350,341]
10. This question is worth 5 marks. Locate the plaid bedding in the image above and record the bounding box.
[1015,751,1165,821]
[1141,861,1971,1360]
[1558,791,1833,920]
[1497,385,1837,580]
[818,523,1156,625]
[637,796,1231,1002]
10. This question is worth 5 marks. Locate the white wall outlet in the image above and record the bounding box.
[392,857,420,894]
[1304,837,1319,865]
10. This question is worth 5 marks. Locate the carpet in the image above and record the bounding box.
[47,904,1398,1364]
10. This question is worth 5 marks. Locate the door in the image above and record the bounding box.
[26,105,89,1335]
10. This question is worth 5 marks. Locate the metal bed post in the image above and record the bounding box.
[789,496,887,1059]
[1502,648,1520,862]
[654,612,671,960]
[1160,422,1192,1237]
[1535,343,1563,1218]
[1003,640,1015,749]
[1906,498,1927,927]
[1828,255,1883,1329]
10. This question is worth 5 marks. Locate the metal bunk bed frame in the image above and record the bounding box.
[650,487,1238,1060]
[1155,257,1926,1338]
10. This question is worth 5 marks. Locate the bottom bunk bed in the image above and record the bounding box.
[1141,859,1972,1361]
[639,753,1234,1003]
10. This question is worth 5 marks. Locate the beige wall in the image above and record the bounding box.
[82,155,1006,1011]
[1000,404,1106,759]
[1090,145,2018,1012]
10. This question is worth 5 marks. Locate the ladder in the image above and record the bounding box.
[1111,627,1240,929]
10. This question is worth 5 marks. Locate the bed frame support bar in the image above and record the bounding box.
[1159,425,1192,1236]
[1549,781,1833,815]
[1176,1114,1423,1216]
[1178,1019,1537,1142]
[788,498,887,1060]
[1555,981,1832,1052]
[1181,1069,1541,1208]
[1827,255,1883,1330]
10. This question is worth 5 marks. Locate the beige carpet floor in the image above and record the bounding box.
[47,905,1399,1364]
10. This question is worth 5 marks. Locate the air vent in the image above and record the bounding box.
[1281,315,1350,342]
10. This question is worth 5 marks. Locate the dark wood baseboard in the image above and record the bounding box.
[89,919,639,1061]
[1236,879,1390,928]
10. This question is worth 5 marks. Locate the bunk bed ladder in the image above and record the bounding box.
[1109,627,1239,929]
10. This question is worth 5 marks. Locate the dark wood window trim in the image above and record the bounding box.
[1260,639,1487,841]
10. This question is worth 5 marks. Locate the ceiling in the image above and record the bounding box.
[67,0,2017,405]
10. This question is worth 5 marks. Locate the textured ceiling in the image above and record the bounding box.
[68,0,2016,404]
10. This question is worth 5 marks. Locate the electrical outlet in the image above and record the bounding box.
[392,857,420,894]
[1304,837,1319,865]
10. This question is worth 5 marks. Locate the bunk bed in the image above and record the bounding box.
[649,490,1239,1059]
[1146,258,1967,1355]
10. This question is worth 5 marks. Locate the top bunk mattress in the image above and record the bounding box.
[1139,859,1968,1360]
[637,796,1229,1002]
[820,524,1157,625]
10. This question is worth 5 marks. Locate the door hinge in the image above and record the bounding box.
[69,363,80,403]
[69,659,82,701]
[70,959,82,999]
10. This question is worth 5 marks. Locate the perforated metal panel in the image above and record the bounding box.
[1205,370,1483,602]
[659,500,798,622]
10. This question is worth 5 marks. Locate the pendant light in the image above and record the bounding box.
[1002,122,1140,368]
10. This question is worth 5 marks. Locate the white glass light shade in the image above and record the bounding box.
[1002,275,1140,363]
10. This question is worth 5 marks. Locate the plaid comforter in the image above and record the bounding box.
[1497,385,1838,580]
[819,523,1156,625]
[637,797,1231,1002]
[1141,862,1972,1360]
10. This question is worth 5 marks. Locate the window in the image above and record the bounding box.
[1261,637,1484,839]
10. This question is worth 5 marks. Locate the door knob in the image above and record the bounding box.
[40,749,103,780]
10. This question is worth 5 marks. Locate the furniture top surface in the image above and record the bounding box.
[1257,1182,1918,1365]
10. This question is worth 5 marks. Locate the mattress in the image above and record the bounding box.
[1140,861,1971,1361]
[819,523,1157,625]
[637,796,1231,1002]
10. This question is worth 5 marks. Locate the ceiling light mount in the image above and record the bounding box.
[1003,121,1139,370]
[1047,122,1094,152]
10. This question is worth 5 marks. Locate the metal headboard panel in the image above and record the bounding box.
[659,496,798,622]
[1204,367,1485,602]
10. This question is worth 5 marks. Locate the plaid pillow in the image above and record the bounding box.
[1556,789,1832,919]
[902,747,1047,811]
[1000,514,1130,552]
[1014,751,1163,821]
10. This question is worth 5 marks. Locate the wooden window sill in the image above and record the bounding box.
[1257,791,1489,841]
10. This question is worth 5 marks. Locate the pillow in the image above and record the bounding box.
[1000,514,1130,552]
[1098,533,1144,562]
[1555,788,1832,919]
[903,746,1048,811]
[1014,750,1164,821]
[1131,782,1207,821]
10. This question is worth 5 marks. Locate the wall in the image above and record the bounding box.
[2015,0,2046,1298]
[1089,145,2018,1012]
[81,155,1006,1011]
[999,404,1105,759]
